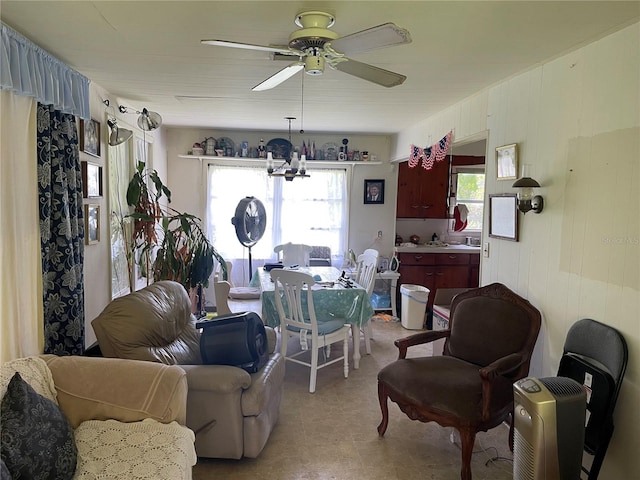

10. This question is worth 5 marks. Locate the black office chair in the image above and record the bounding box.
[557,318,628,480]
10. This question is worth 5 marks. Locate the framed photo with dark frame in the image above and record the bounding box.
[364,179,385,204]
[81,161,103,198]
[84,204,100,245]
[488,193,518,241]
[79,118,101,157]
[496,143,518,180]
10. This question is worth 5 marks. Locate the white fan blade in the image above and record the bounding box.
[201,39,296,56]
[328,23,412,55]
[333,58,406,88]
[252,62,304,91]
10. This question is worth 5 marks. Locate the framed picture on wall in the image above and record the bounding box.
[364,179,385,204]
[488,194,518,241]
[84,204,100,245]
[496,143,518,180]
[81,161,103,198]
[80,118,101,157]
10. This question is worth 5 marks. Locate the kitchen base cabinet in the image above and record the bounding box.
[396,252,480,315]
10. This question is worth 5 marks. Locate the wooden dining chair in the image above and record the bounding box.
[270,269,351,393]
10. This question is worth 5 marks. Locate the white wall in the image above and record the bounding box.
[163,128,399,267]
[82,84,167,345]
[392,23,639,479]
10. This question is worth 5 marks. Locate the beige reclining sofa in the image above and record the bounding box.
[92,280,285,459]
[1,355,197,479]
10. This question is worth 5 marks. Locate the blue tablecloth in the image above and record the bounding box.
[251,267,374,328]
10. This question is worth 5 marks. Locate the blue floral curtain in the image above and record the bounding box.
[37,103,85,355]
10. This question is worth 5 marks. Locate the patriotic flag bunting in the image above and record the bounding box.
[409,130,453,170]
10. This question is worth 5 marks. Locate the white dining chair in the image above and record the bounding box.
[274,243,313,267]
[270,269,351,393]
[354,252,378,354]
[363,248,380,259]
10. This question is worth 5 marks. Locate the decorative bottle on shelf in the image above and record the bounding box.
[310,141,316,160]
[258,139,266,158]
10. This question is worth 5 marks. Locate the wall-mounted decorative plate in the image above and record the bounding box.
[267,138,292,159]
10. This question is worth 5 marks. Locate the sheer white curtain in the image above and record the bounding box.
[0,89,42,362]
[206,164,348,287]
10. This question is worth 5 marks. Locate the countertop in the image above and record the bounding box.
[394,244,482,254]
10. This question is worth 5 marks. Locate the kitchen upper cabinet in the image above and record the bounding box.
[396,160,449,218]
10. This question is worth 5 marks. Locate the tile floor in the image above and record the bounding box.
[193,313,514,480]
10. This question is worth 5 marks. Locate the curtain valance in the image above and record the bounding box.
[1,23,90,120]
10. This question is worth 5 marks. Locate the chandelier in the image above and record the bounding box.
[267,117,309,181]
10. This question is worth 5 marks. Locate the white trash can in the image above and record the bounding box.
[400,284,430,330]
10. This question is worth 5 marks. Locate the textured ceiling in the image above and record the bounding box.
[2,1,638,135]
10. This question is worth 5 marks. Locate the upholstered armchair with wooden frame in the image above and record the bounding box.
[377,283,541,480]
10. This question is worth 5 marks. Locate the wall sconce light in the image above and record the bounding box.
[118,105,163,131]
[107,119,133,146]
[512,176,544,214]
[102,100,133,146]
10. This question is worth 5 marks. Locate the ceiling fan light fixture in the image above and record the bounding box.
[203,10,411,91]
[304,54,324,75]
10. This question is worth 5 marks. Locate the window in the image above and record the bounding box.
[206,163,348,284]
[453,167,485,231]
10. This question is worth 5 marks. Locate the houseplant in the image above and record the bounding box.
[125,161,226,302]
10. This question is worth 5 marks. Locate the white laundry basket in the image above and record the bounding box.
[400,284,430,330]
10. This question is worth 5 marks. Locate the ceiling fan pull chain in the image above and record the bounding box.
[300,74,305,134]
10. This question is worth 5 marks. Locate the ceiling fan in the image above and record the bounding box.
[201,10,411,91]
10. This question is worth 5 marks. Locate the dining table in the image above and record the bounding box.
[251,266,374,369]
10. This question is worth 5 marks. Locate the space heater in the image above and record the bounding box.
[513,377,587,480]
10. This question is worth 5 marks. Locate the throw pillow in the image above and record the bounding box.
[0,372,77,480]
[0,458,10,480]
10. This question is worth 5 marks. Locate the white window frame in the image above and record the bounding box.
[450,164,485,233]
[204,158,350,285]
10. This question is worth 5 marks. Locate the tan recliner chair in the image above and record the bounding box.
[92,280,285,459]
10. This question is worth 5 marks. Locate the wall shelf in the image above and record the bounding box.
[178,154,382,167]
